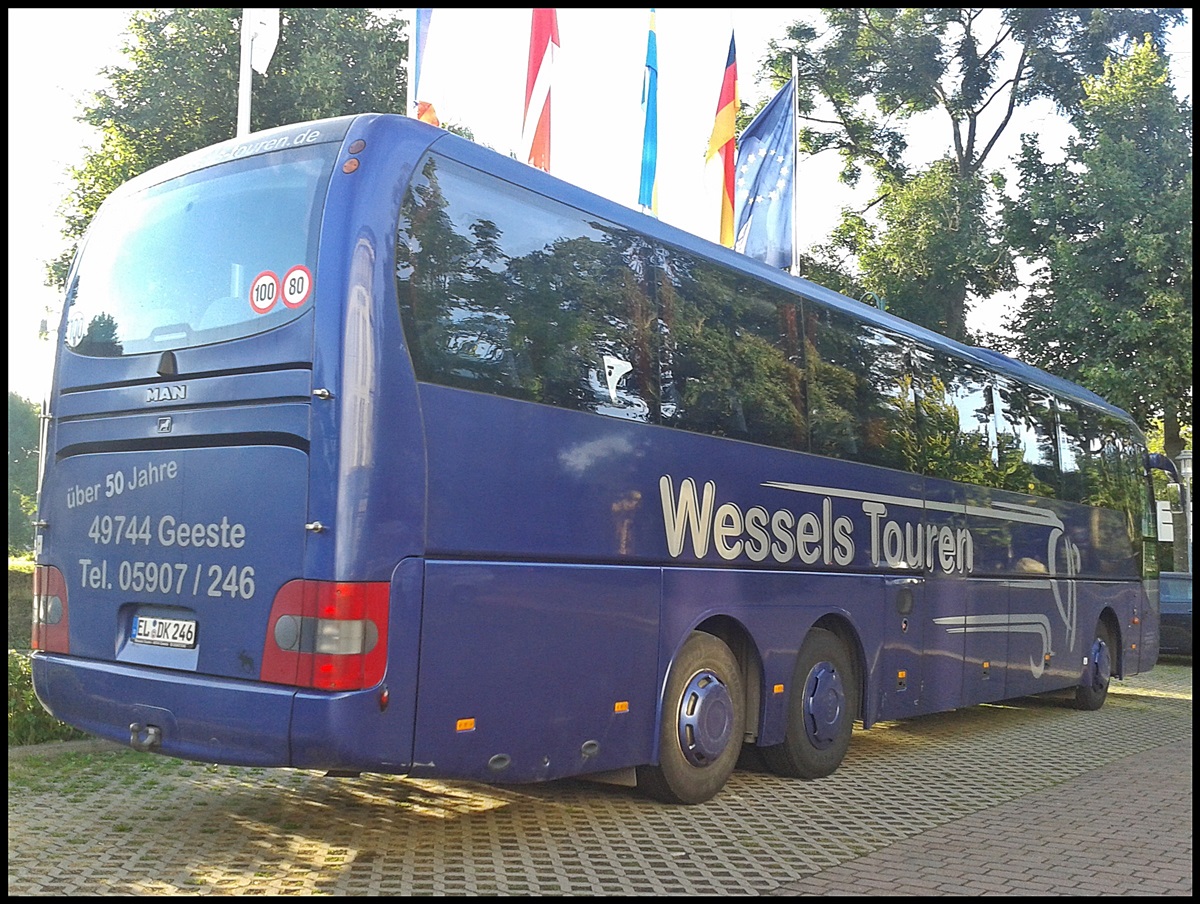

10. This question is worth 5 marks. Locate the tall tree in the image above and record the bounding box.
[9,393,41,553]
[830,159,1014,339]
[1003,38,1192,455]
[48,8,412,290]
[759,8,1186,342]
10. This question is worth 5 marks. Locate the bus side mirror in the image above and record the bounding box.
[1146,452,1180,481]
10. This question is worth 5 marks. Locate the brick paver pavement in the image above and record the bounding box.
[9,660,1191,895]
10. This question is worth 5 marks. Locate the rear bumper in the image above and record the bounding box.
[33,653,296,766]
[31,653,411,772]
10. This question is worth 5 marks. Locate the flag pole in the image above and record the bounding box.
[789,54,800,277]
[237,13,254,136]
[404,7,415,118]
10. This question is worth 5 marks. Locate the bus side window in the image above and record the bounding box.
[656,249,807,451]
[1055,398,1079,503]
[396,152,656,422]
[1081,415,1144,577]
[857,329,915,472]
[994,379,1058,498]
[911,349,997,483]
[805,306,916,468]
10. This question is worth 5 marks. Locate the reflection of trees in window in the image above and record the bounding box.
[911,351,1041,490]
[1109,429,1150,572]
[803,328,857,460]
[656,250,806,450]
[396,156,484,384]
[505,231,655,419]
[859,331,914,472]
[806,308,913,470]
[74,313,124,357]
[396,154,655,419]
[394,151,1145,540]
[911,352,984,483]
[1072,412,1143,574]
[994,378,1057,498]
[1056,399,1109,506]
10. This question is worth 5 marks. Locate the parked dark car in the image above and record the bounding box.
[1159,571,1192,655]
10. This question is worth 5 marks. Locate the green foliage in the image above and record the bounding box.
[8,565,89,746]
[10,565,33,650]
[758,8,1185,342]
[49,8,411,290]
[833,161,1015,339]
[8,393,40,554]
[1003,38,1192,449]
[767,8,1184,186]
[8,650,91,747]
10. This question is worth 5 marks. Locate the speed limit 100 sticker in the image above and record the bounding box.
[250,271,281,314]
[282,265,313,308]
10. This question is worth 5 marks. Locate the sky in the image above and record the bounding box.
[7,8,1192,406]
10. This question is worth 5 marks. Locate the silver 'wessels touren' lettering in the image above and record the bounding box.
[659,475,975,574]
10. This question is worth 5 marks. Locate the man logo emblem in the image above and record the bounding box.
[157,417,173,433]
[147,385,186,402]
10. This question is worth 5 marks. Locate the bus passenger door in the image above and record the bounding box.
[919,482,969,715]
[957,578,1011,705]
[955,485,1013,707]
[878,576,927,720]
[920,575,968,714]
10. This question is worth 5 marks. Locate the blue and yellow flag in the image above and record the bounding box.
[638,9,659,213]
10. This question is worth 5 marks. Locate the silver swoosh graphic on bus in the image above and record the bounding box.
[932,613,1054,678]
[760,481,1065,529]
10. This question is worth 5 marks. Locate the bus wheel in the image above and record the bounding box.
[637,631,745,805]
[761,628,857,780]
[1074,621,1115,711]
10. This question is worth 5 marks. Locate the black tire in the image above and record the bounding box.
[1074,620,1115,711]
[761,627,857,779]
[637,631,745,805]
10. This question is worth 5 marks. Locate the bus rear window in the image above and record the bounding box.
[64,144,336,357]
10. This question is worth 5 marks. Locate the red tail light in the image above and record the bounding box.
[260,580,389,690]
[31,565,70,653]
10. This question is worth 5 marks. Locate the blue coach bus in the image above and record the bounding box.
[32,114,1170,804]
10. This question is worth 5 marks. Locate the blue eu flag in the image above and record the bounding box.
[733,79,796,270]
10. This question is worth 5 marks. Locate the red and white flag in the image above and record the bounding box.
[522,8,559,172]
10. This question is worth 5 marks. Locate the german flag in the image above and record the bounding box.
[706,32,738,247]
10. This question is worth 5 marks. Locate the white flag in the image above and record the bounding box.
[246,8,280,75]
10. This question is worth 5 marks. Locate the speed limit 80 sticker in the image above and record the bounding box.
[282,265,312,308]
[249,265,313,314]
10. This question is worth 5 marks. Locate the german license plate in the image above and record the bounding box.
[131,616,197,648]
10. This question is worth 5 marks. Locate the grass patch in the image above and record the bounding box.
[8,649,93,747]
[9,563,93,747]
[8,747,182,793]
